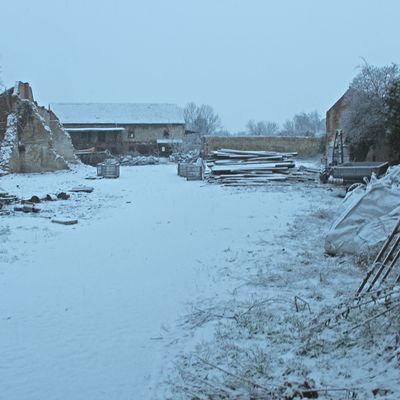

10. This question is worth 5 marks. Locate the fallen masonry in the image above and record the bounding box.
[14,205,40,213]
[0,185,94,217]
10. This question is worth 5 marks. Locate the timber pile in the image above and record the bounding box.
[206,149,318,186]
[0,189,17,207]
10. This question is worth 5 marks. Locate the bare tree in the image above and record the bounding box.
[184,102,222,135]
[293,111,324,136]
[279,119,296,136]
[0,66,5,93]
[183,102,198,130]
[246,120,279,136]
[386,79,400,159]
[279,111,324,137]
[342,61,400,159]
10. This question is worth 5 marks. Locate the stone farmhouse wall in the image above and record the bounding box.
[64,123,185,155]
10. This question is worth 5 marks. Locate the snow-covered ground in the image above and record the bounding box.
[0,164,398,399]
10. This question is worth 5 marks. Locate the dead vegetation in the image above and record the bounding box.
[164,190,399,400]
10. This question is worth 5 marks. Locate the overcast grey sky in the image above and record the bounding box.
[1,0,399,132]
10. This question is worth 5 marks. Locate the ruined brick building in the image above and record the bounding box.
[325,90,351,163]
[326,89,391,162]
[326,90,350,145]
[0,82,77,173]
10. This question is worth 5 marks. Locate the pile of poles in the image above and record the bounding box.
[205,148,318,186]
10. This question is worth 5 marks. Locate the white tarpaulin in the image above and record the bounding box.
[325,166,400,256]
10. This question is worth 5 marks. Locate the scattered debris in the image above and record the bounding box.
[0,190,17,206]
[0,181,97,220]
[57,192,70,200]
[75,148,114,166]
[0,187,75,215]
[23,195,41,204]
[14,205,40,213]
[118,154,160,166]
[69,186,94,193]
[51,219,78,225]
[45,194,58,201]
[169,150,200,164]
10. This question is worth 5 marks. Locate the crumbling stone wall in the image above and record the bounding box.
[13,81,34,101]
[0,90,13,141]
[0,82,78,173]
[202,135,321,158]
[38,108,76,163]
[6,101,68,172]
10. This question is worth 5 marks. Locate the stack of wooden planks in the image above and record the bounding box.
[206,148,317,186]
[0,189,17,207]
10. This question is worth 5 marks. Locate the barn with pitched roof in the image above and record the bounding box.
[50,103,185,155]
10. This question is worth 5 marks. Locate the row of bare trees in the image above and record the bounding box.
[183,102,325,137]
[246,111,325,137]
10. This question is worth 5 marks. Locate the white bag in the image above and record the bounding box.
[325,167,400,256]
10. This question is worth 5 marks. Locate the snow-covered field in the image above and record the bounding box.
[0,164,398,399]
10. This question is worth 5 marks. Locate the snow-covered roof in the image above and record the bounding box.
[66,127,125,132]
[50,103,185,125]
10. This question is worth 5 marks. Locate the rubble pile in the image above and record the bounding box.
[169,150,200,164]
[118,154,160,166]
[205,148,318,186]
